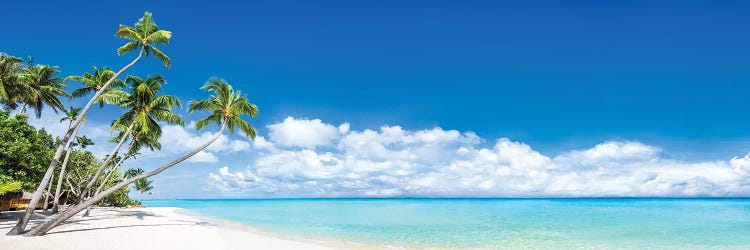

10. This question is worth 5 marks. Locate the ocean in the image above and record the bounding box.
[142,198,750,249]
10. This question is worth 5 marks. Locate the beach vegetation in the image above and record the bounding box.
[0,111,55,190]
[2,11,258,237]
[7,11,174,235]
[25,78,258,236]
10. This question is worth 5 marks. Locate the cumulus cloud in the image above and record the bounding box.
[22,111,118,158]
[267,117,343,148]
[159,124,251,154]
[208,166,261,192]
[208,117,750,198]
[186,151,219,163]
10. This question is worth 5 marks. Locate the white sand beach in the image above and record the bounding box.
[0,207,343,250]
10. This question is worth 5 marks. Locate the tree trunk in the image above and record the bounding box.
[23,122,227,236]
[52,122,80,214]
[83,141,133,217]
[7,49,144,236]
[65,175,79,197]
[78,122,135,203]
[42,177,53,212]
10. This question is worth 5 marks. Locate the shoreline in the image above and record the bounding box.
[172,207,387,250]
[0,206,360,250]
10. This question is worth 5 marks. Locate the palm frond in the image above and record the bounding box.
[149,45,171,68]
[149,108,184,126]
[193,114,222,130]
[146,30,172,45]
[150,95,181,109]
[117,41,140,56]
[114,25,141,41]
[189,78,258,138]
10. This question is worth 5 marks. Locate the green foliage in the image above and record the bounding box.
[65,66,125,108]
[134,178,153,195]
[124,168,144,179]
[0,181,22,195]
[189,78,259,138]
[64,150,137,207]
[16,61,68,118]
[0,111,55,190]
[0,13,184,220]
[110,74,183,134]
[115,12,172,67]
[73,136,94,149]
[0,53,24,107]
[99,169,135,207]
[0,53,69,118]
[104,74,182,155]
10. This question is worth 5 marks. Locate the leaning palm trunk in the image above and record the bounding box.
[65,175,79,200]
[83,141,134,217]
[25,122,226,236]
[52,123,81,214]
[7,49,144,236]
[51,146,73,213]
[42,178,53,212]
[78,122,135,204]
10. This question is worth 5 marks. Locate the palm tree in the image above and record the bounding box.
[15,61,67,118]
[115,12,172,68]
[83,124,162,217]
[78,74,182,205]
[66,66,125,108]
[24,78,258,236]
[8,12,173,235]
[73,136,95,149]
[0,53,23,109]
[134,178,153,200]
[124,168,145,179]
[51,107,86,213]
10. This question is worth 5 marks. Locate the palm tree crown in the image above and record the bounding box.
[72,136,94,149]
[134,178,153,195]
[16,61,67,118]
[127,127,161,155]
[0,53,23,105]
[66,66,125,108]
[124,168,145,179]
[106,74,184,138]
[115,12,172,67]
[60,106,83,124]
[188,78,258,138]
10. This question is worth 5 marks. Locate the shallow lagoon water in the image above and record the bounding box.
[143,198,750,249]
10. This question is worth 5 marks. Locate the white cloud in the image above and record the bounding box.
[267,117,343,148]
[208,166,262,192]
[159,124,251,154]
[207,117,750,198]
[252,136,276,151]
[186,151,219,163]
[338,123,351,134]
[22,111,117,158]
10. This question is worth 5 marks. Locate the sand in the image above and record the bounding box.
[0,207,342,250]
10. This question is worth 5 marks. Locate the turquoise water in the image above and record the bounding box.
[143,199,750,249]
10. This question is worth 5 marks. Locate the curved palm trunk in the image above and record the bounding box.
[52,123,81,214]
[78,122,134,203]
[42,177,53,212]
[52,147,73,213]
[24,122,227,236]
[65,175,79,199]
[7,49,144,236]
[83,141,134,217]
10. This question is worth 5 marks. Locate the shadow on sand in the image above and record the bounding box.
[0,208,199,235]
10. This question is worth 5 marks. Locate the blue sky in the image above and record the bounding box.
[5,1,750,198]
